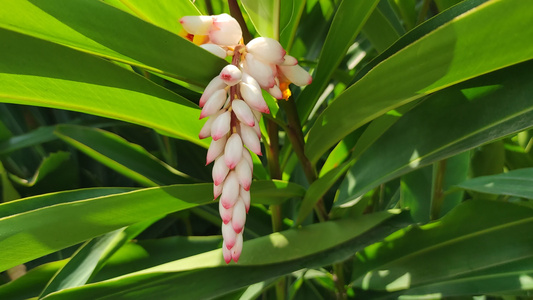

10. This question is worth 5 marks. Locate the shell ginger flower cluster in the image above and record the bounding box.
[180,13,312,263]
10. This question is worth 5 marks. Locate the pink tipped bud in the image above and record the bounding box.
[241,72,261,91]
[235,159,252,191]
[240,82,270,113]
[279,64,313,86]
[200,44,227,59]
[224,133,243,169]
[213,155,230,186]
[281,55,298,66]
[240,123,262,155]
[199,110,223,139]
[214,182,223,199]
[243,53,276,89]
[200,77,226,108]
[232,198,247,233]
[231,233,243,262]
[200,89,227,119]
[242,148,253,170]
[220,64,242,86]
[219,200,233,224]
[209,14,242,46]
[180,15,214,35]
[252,117,262,138]
[220,171,239,209]
[222,241,232,263]
[240,186,251,213]
[268,84,283,99]
[210,110,231,140]
[246,37,286,65]
[232,100,255,127]
[206,135,227,165]
[222,221,237,249]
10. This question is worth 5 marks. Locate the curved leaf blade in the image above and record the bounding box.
[456,168,533,199]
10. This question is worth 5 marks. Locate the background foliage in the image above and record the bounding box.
[1,0,532,299]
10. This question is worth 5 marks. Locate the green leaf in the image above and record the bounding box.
[336,61,533,207]
[41,211,406,300]
[296,0,379,122]
[0,28,208,148]
[306,0,533,164]
[0,0,225,86]
[54,125,194,187]
[250,180,306,205]
[351,200,533,297]
[241,0,277,39]
[456,168,533,200]
[0,126,57,155]
[9,152,70,187]
[360,2,403,53]
[279,0,307,50]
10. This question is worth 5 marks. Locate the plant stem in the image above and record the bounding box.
[267,119,284,232]
[228,0,252,43]
[430,159,447,220]
[416,0,432,25]
[333,263,347,300]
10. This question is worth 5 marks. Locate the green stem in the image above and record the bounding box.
[430,159,447,220]
[273,0,281,40]
[267,119,283,232]
[416,0,432,25]
[333,263,347,300]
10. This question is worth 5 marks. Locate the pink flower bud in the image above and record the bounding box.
[180,15,214,35]
[232,100,255,127]
[281,54,298,66]
[220,171,239,209]
[219,200,233,224]
[246,37,286,65]
[279,64,313,86]
[224,133,243,169]
[240,82,270,113]
[240,123,262,155]
[235,159,252,191]
[212,155,230,186]
[231,233,243,262]
[200,44,227,59]
[243,53,276,89]
[222,241,232,263]
[268,84,283,99]
[232,198,246,233]
[242,148,253,170]
[200,77,226,108]
[210,110,231,141]
[199,110,223,139]
[220,64,242,86]
[222,221,237,249]
[206,135,227,165]
[241,72,261,91]
[240,186,251,213]
[200,89,227,119]
[252,117,262,138]
[209,14,242,46]
[214,182,223,199]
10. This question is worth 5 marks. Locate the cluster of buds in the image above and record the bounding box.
[180,13,312,263]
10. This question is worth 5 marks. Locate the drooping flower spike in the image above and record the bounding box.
[180,13,312,263]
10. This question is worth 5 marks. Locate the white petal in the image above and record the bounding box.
[279,64,313,86]
[231,232,243,262]
[213,155,230,186]
[220,64,242,86]
[220,171,239,209]
[232,198,246,233]
[222,241,232,263]
[242,148,253,170]
[268,84,283,99]
[243,53,275,89]
[222,221,237,249]
[209,13,242,46]
[224,133,243,169]
[200,44,227,59]
[281,54,298,66]
[200,77,226,108]
[180,15,213,35]
[235,159,252,191]
[240,187,251,213]
[240,82,270,113]
[232,99,255,127]
[219,200,233,224]
[241,72,261,91]
[210,110,231,141]
[206,135,227,165]
[200,89,226,119]
[240,123,262,155]
[246,37,286,65]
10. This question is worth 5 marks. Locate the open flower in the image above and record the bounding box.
[182,13,312,263]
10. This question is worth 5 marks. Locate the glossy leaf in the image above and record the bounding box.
[336,61,533,207]
[241,0,277,39]
[351,200,533,297]
[0,0,225,86]
[0,28,208,148]
[456,168,533,199]
[306,0,533,164]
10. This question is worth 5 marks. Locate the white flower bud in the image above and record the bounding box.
[240,122,262,155]
[214,182,223,199]
[219,200,233,224]
[232,198,246,233]
[180,15,214,35]
[206,135,227,165]
[235,159,252,191]
[220,171,239,209]
[209,14,242,46]
[213,155,230,186]
[279,64,313,86]
[224,133,243,169]
[231,232,243,262]
[222,240,232,263]
[240,187,250,213]
[220,64,242,86]
[232,99,255,127]
[200,77,226,108]
[199,110,222,139]
[210,110,231,141]
[241,72,261,91]
[246,37,286,65]
[268,84,283,99]
[240,82,270,113]
[200,44,227,59]
[281,54,298,66]
[222,221,237,249]
[242,148,253,170]
[200,89,227,119]
[243,53,276,89]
